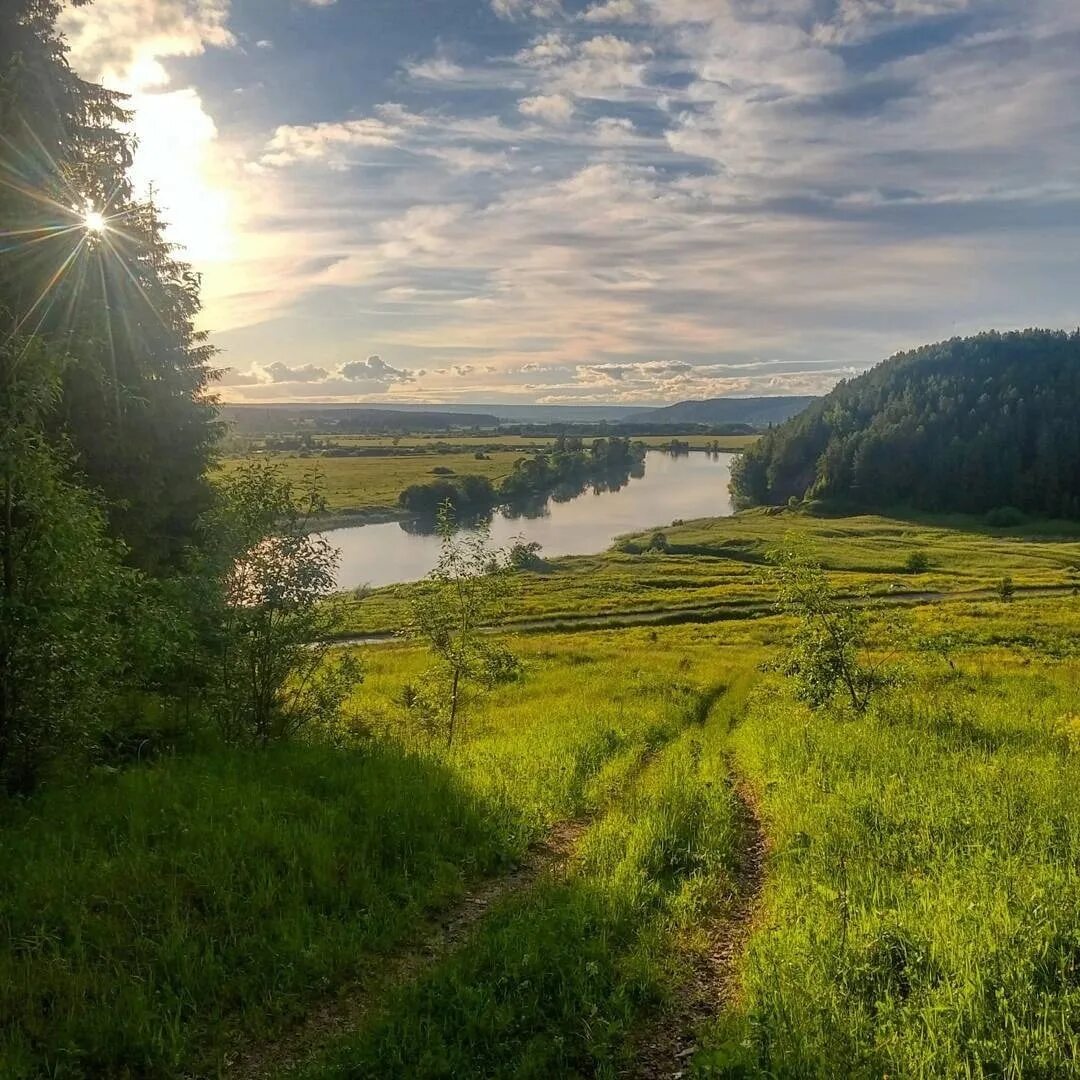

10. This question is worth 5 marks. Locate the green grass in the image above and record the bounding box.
[217,451,529,516]
[0,630,747,1078]
[339,507,1080,636]
[298,702,746,1079]
[10,510,1080,1078]
[701,604,1080,1078]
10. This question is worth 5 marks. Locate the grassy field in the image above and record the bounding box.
[338,507,1080,635]
[217,435,755,519]
[217,451,529,516]
[0,628,753,1078]
[707,611,1080,1077]
[7,513,1080,1077]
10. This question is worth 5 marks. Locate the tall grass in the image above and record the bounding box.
[0,631,740,1077]
[299,719,744,1079]
[703,652,1080,1077]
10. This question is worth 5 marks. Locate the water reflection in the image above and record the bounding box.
[324,450,735,590]
[400,460,648,536]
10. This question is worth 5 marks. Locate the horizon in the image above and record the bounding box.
[58,0,1080,405]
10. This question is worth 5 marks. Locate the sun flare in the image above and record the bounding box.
[83,209,107,233]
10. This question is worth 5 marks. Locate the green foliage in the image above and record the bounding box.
[1,1,220,569]
[903,549,930,574]
[405,504,519,745]
[200,460,359,746]
[767,546,881,713]
[732,330,1080,519]
[986,505,1027,527]
[998,574,1016,603]
[0,336,134,791]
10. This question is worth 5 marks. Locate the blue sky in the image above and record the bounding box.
[60,0,1080,404]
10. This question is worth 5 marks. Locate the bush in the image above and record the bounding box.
[904,550,931,574]
[432,466,455,475]
[985,506,1027,528]
[649,531,670,553]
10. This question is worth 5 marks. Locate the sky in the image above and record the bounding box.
[58,0,1080,405]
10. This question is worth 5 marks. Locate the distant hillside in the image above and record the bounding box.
[731,329,1080,519]
[221,405,500,434]
[636,396,817,427]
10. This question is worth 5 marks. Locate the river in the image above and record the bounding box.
[322,449,736,590]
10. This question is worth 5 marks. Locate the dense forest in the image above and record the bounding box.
[731,330,1080,518]
[0,1,352,795]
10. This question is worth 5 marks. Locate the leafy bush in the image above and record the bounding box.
[903,550,931,574]
[985,506,1027,528]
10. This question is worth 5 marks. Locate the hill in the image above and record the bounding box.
[731,329,1080,518]
[636,395,817,427]
[220,405,500,434]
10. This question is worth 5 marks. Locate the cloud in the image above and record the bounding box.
[518,92,575,123]
[491,0,564,20]
[265,362,329,383]
[404,48,466,81]
[339,356,414,383]
[59,0,234,88]
[581,0,647,23]
[260,118,402,168]
[66,0,1080,406]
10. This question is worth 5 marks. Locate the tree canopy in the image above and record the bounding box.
[731,330,1080,519]
[2,0,219,569]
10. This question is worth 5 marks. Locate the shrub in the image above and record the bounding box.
[904,550,931,574]
[985,506,1027,528]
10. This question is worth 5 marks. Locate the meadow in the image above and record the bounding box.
[338,507,1080,636]
[217,434,756,520]
[7,513,1080,1077]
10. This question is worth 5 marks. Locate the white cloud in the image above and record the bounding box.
[518,92,576,123]
[260,118,402,168]
[491,0,564,20]
[265,362,329,383]
[340,355,414,383]
[581,0,648,23]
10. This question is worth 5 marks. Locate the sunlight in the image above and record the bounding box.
[83,208,107,233]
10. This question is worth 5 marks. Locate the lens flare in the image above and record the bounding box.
[83,208,107,233]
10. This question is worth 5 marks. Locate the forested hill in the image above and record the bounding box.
[730,330,1080,519]
[637,395,816,427]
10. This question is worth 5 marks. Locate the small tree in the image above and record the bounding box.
[202,461,360,746]
[405,503,519,746]
[767,546,880,713]
[904,550,931,574]
[998,575,1015,603]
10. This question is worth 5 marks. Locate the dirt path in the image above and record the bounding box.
[227,817,590,1080]
[627,762,767,1080]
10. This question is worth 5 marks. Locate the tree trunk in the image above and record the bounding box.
[0,470,15,776]
[447,667,460,748]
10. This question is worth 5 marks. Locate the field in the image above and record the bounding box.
[217,435,756,520]
[339,507,1080,635]
[7,512,1080,1077]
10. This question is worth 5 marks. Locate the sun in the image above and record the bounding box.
[83,208,107,233]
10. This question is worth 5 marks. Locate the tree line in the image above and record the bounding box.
[731,330,1080,520]
[0,2,357,792]
[399,436,647,520]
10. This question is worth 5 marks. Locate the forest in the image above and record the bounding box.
[731,330,1080,518]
